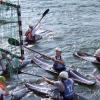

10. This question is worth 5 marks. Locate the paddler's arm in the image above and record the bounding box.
[51,57,65,65]
[44,77,55,85]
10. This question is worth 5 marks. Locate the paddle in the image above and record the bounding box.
[8,38,64,65]
[8,38,20,46]
[8,38,50,58]
[20,71,43,78]
[33,9,49,29]
[20,71,53,80]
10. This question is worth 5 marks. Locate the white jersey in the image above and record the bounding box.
[32,24,40,36]
[32,28,36,36]
[94,49,100,56]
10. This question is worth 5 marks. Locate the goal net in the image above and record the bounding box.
[0,1,24,58]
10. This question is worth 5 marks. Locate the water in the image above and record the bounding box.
[1,0,100,100]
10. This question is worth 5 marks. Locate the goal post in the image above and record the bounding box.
[0,1,24,59]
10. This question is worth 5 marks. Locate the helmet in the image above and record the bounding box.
[0,76,6,84]
[29,25,33,29]
[58,71,68,79]
[55,47,62,52]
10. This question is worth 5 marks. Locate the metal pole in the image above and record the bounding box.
[18,0,19,5]
[17,5,24,59]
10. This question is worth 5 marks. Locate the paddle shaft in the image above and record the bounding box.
[33,17,43,30]
[33,9,49,30]
[20,71,43,78]
[8,38,64,64]
[20,71,53,80]
[24,46,65,65]
[24,46,52,60]
[8,38,52,60]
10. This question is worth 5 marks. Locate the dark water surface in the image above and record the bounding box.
[2,0,100,100]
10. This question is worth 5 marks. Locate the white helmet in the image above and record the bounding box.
[58,71,68,79]
[55,47,62,52]
[29,24,33,29]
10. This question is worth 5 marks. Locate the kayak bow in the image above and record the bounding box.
[73,51,100,65]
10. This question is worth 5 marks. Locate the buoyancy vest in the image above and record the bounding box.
[0,82,6,90]
[53,56,65,70]
[61,79,74,98]
[25,30,33,40]
[0,83,7,100]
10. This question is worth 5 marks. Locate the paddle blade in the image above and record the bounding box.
[42,9,49,17]
[8,38,20,46]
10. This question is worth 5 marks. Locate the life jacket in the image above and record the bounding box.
[0,82,6,100]
[0,82,6,91]
[25,30,33,41]
[53,56,65,71]
[61,79,74,98]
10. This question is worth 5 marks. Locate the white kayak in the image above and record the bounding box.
[73,51,100,65]
[25,82,88,100]
[32,56,96,86]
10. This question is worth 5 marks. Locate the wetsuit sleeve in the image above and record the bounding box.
[54,81,60,86]
[54,81,64,92]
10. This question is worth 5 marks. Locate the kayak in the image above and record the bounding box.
[32,56,57,74]
[73,51,100,65]
[32,56,96,85]
[10,86,29,100]
[3,85,29,100]
[0,85,29,100]
[23,29,52,45]
[25,83,88,100]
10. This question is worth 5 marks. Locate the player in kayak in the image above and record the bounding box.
[94,48,100,62]
[25,24,40,44]
[0,52,33,77]
[44,71,75,100]
[0,76,9,100]
[52,47,66,73]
